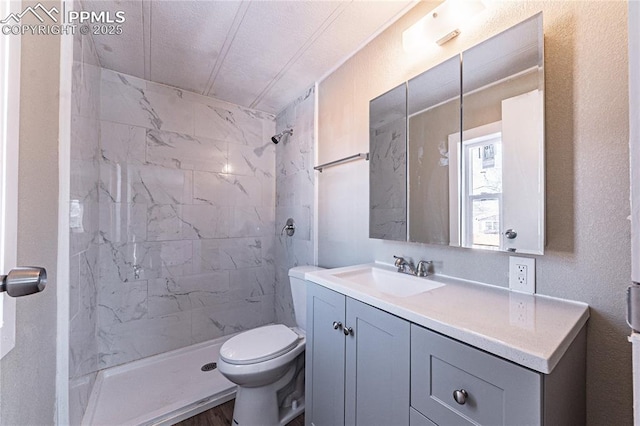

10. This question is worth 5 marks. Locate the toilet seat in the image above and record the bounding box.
[219,324,300,365]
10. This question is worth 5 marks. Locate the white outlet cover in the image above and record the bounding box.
[509,256,536,294]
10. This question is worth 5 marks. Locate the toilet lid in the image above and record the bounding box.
[219,324,300,365]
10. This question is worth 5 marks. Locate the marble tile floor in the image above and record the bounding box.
[176,399,304,426]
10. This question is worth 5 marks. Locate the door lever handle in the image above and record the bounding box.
[0,267,46,297]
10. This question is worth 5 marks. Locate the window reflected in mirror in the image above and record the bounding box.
[462,126,503,249]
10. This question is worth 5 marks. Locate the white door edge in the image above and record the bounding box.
[630,0,640,285]
[0,0,21,361]
[628,3,640,426]
[56,0,74,421]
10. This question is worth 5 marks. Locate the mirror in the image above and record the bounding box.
[458,13,544,253]
[407,55,461,245]
[369,83,407,241]
[369,13,544,254]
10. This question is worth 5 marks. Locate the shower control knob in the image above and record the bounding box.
[0,267,46,297]
[453,389,468,405]
[333,321,343,330]
[280,218,296,237]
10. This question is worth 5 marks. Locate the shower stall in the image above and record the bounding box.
[68,28,316,424]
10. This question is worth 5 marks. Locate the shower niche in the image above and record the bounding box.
[369,13,545,255]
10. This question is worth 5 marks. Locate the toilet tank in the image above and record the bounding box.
[288,266,325,332]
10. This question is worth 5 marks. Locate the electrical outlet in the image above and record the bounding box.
[509,256,535,294]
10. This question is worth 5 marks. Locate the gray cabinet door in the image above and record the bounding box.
[345,298,410,426]
[410,408,437,426]
[306,283,346,426]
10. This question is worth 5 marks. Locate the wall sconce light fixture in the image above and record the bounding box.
[402,0,486,52]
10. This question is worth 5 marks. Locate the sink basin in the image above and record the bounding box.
[333,266,444,298]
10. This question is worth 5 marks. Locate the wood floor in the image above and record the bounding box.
[176,399,304,426]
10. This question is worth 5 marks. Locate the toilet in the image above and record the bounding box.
[217,265,324,426]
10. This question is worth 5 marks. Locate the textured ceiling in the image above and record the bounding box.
[84,0,416,114]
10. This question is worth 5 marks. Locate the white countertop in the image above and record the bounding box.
[306,263,589,374]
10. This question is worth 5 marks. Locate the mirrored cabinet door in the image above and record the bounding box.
[460,13,544,254]
[369,83,407,241]
[368,13,544,254]
[407,56,461,245]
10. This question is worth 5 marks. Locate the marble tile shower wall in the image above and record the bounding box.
[98,69,276,368]
[274,86,315,326]
[69,30,101,425]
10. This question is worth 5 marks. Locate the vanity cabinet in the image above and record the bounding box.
[306,283,587,426]
[306,282,410,426]
[306,264,588,425]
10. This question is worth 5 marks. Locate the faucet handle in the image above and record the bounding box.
[393,255,408,273]
[394,256,417,274]
[416,260,433,277]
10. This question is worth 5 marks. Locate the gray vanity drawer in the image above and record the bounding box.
[411,325,542,426]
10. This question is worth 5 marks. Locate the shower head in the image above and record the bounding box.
[271,128,293,144]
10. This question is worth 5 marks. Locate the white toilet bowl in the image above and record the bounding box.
[217,266,323,426]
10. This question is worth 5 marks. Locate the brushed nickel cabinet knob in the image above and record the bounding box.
[453,389,468,405]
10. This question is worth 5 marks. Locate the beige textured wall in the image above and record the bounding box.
[0,1,61,424]
[318,1,631,424]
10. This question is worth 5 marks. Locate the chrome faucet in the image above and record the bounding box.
[393,256,416,275]
[393,256,433,277]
